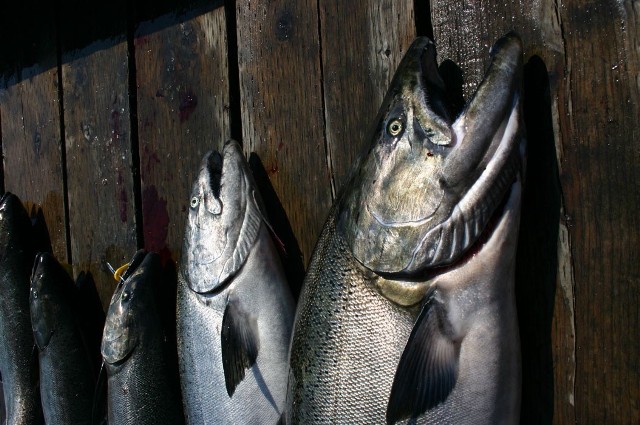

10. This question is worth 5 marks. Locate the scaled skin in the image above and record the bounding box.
[102,252,184,425]
[177,141,295,425]
[287,33,524,424]
[0,193,43,425]
[30,253,95,425]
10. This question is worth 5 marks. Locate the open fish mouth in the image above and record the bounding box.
[338,33,525,275]
[208,150,223,200]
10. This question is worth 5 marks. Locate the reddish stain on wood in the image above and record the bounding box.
[141,144,161,180]
[142,185,170,263]
[117,171,127,223]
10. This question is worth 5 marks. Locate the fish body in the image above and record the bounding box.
[177,141,295,424]
[287,33,525,424]
[101,251,184,425]
[29,252,96,425]
[0,193,43,425]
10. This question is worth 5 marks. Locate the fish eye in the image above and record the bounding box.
[32,289,38,299]
[121,290,131,302]
[190,196,199,209]
[387,119,403,137]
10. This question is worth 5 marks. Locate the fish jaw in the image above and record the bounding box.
[337,33,524,277]
[182,139,263,294]
[385,178,523,424]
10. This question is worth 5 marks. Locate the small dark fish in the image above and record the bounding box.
[177,141,295,424]
[101,250,184,425]
[287,33,525,424]
[0,193,43,425]
[30,252,96,425]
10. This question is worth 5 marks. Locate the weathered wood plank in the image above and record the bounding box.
[0,67,69,263]
[318,1,415,197]
[61,33,138,308]
[557,1,640,423]
[135,6,230,264]
[236,0,332,267]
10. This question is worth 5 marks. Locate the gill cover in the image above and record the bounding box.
[337,33,524,275]
[183,140,263,294]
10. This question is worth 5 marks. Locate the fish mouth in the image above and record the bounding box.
[116,250,148,284]
[420,177,519,279]
[208,150,223,199]
[409,34,524,270]
[184,140,264,294]
[340,32,524,275]
[102,252,160,365]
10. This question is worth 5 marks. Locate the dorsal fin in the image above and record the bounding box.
[386,290,460,424]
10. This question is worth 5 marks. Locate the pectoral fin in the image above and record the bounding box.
[221,297,260,397]
[386,290,459,424]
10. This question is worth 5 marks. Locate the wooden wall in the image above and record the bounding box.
[0,0,637,422]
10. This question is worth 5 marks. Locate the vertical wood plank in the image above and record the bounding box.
[60,0,138,308]
[135,6,230,264]
[0,68,69,263]
[318,1,415,197]
[557,1,640,423]
[0,0,67,263]
[236,0,332,266]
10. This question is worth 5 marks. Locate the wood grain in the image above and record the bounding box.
[235,0,333,266]
[61,39,138,309]
[557,1,640,422]
[318,0,416,198]
[135,6,230,265]
[0,67,69,263]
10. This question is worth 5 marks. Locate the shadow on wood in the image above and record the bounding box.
[0,0,224,85]
[516,55,561,425]
[31,206,54,256]
[249,153,306,302]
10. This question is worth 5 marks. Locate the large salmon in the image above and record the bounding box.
[287,33,525,424]
[177,141,295,424]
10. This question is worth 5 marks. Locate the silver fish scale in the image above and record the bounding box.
[287,214,416,424]
[288,214,520,424]
[107,341,182,425]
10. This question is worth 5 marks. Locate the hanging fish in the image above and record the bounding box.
[287,33,525,424]
[102,251,184,425]
[30,252,96,425]
[177,140,295,424]
[0,193,43,425]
